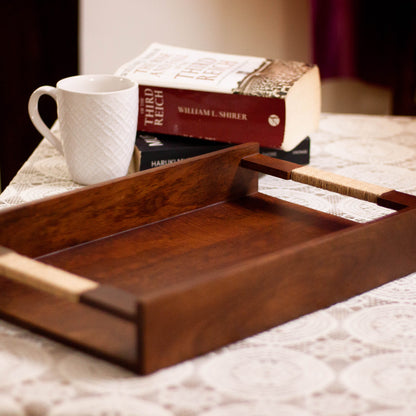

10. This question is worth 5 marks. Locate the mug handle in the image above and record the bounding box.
[28,86,64,154]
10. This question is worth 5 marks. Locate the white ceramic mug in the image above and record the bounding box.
[28,74,138,185]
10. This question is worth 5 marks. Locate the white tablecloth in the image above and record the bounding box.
[1,113,416,416]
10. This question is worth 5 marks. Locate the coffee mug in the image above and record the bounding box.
[28,74,138,185]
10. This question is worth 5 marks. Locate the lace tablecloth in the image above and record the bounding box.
[1,113,416,416]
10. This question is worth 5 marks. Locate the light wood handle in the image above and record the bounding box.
[290,165,391,203]
[0,246,138,321]
[240,154,394,204]
[0,246,98,302]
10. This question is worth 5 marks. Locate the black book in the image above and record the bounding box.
[260,137,310,165]
[133,132,310,171]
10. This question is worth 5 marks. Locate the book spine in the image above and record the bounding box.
[139,145,230,170]
[138,86,286,149]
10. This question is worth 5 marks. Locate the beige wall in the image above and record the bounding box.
[80,0,391,114]
[80,0,312,73]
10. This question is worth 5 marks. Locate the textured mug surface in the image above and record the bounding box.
[29,74,138,185]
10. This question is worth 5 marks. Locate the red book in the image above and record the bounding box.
[117,43,321,151]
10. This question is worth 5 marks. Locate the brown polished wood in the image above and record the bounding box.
[0,143,415,374]
[0,143,259,258]
[240,153,299,179]
[377,190,416,210]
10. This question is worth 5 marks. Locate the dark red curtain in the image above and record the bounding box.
[0,1,78,190]
[311,0,416,115]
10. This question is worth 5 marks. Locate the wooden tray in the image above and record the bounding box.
[0,143,415,374]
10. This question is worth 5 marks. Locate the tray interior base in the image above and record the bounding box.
[38,192,354,295]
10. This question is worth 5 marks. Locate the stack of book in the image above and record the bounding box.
[117,43,320,171]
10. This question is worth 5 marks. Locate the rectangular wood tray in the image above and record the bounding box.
[0,143,415,374]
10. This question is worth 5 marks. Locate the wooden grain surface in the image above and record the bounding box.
[0,278,139,369]
[0,143,259,258]
[138,206,416,372]
[39,193,354,295]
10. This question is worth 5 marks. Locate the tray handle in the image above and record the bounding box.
[240,154,416,210]
[0,246,137,321]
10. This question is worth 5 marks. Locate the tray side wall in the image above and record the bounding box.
[139,207,416,374]
[0,278,139,369]
[0,143,259,257]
